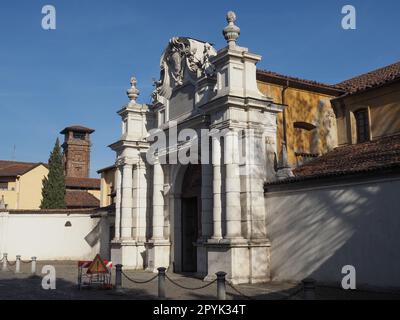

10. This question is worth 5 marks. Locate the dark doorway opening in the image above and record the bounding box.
[181,197,198,272]
[180,164,201,273]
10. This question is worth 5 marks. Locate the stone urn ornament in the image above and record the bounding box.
[223,11,241,49]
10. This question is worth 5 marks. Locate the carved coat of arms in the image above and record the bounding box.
[152,37,217,104]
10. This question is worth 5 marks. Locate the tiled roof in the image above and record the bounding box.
[0,160,47,178]
[65,177,101,190]
[336,61,400,95]
[256,69,344,96]
[60,125,95,134]
[65,190,100,208]
[97,164,116,174]
[257,61,400,97]
[267,134,400,185]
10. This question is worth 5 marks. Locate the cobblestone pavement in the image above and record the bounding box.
[0,261,399,300]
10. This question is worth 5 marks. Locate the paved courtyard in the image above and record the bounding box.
[0,261,399,300]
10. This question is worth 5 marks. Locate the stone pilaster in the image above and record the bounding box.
[114,166,122,240]
[120,163,133,239]
[201,163,213,239]
[135,160,148,242]
[152,160,164,240]
[211,136,223,240]
[146,159,170,272]
[242,130,268,240]
[224,129,242,240]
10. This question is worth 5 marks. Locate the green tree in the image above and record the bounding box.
[40,138,66,209]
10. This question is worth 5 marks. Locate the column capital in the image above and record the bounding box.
[137,157,147,168]
[226,127,240,135]
[116,157,136,167]
[151,155,163,166]
[123,160,135,167]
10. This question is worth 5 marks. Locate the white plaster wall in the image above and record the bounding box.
[0,213,102,261]
[265,178,400,289]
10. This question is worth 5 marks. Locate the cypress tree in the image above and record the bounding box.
[40,138,66,209]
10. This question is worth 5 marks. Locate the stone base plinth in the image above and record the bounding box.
[195,240,208,279]
[110,239,146,270]
[204,239,271,284]
[145,240,171,273]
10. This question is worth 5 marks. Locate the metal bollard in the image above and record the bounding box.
[2,253,7,271]
[115,264,122,291]
[31,257,37,275]
[15,255,21,273]
[302,278,316,300]
[158,267,166,300]
[216,271,227,300]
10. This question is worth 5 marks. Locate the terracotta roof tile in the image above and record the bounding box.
[267,134,400,185]
[65,191,100,208]
[0,160,47,177]
[336,61,400,95]
[60,125,95,134]
[97,164,116,174]
[65,177,101,189]
[256,69,344,95]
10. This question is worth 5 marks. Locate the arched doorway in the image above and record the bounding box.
[180,164,201,272]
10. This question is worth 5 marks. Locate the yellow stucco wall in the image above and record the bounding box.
[333,81,400,145]
[0,180,18,209]
[88,189,101,200]
[0,164,101,209]
[0,165,48,210]
[257,81,338,167]
[100,167,116,207]
[17,165,48,209]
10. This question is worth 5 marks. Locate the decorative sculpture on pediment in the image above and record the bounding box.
[202,43,216,77]
[168,37,186,86]
[152,37,217,105]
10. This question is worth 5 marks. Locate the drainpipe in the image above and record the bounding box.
[276,81,294,179]
[281,80,289,147]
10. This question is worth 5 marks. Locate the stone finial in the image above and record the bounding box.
[127,76,140,103]
[276,142,294,180]
[223,11,240,49]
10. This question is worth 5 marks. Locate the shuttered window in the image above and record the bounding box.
[354,109,370,143]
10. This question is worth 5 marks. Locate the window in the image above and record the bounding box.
[293,122,317,154]
[293,122,316,131]
[354,109,370,143]
[0,182,8,190]
[74,153,83,162]
[293,122,318,166]
[73,132,86,140]
[159,109,165,126]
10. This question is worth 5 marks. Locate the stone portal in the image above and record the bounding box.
[110,11,284,284]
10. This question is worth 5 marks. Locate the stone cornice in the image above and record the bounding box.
[200,94,285,113]
[117,103,152,117]
[108,139,150,152]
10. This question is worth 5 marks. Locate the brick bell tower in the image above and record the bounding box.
[60,125,94,178]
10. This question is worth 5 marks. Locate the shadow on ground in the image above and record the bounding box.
[0,275,153,300]
[1,267,400,300]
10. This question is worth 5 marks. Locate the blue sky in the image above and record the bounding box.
[0,0,399,177]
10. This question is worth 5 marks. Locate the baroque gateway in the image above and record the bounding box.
[109,12,282,284]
